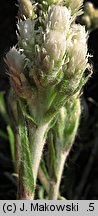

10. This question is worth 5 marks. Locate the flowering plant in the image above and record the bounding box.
[5,0,91,199]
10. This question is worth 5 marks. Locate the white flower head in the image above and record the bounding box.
[44,30,66,60]
[18,19,35,42]
[48,5,71,32]
[18,19,43,59]
[6,47,25,72]
[67,24,88,72]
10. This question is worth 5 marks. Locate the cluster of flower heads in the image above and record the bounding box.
[6,0,89,106]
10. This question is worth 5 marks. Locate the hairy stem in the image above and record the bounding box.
[29,122,50,198]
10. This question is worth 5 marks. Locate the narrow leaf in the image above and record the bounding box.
[18,103,34,193]
[7,126,15,160]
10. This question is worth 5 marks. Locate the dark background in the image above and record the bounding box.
[0,0,98,199]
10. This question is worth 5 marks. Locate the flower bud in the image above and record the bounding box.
[18,0,36,18]
[44,30,66,60]
[48,5,70,32]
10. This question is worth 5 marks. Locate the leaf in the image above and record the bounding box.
[7,126,15,161]
[18,103,34,193]
[0,92,9,124]
[19,100,37,125]
[45,86,57,111]
[40,160,49,181]
[38,186,44,200]
[0,92,5,111]
[48,132,57,182]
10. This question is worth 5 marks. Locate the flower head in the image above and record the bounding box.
[18,19,35,41]
[6,47,25,72]
[67,24,88,73]
[48,5,70,32]
[44,30,66,60]
[18,19,43,59]
[5,47,32,99]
